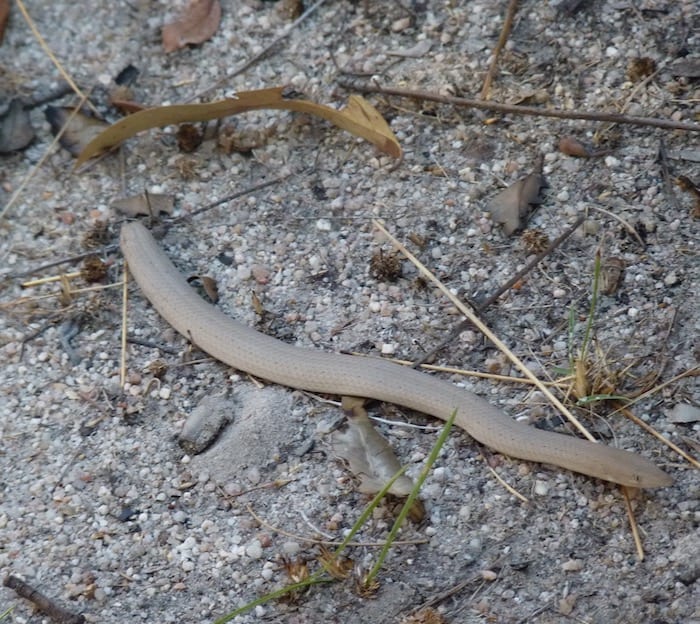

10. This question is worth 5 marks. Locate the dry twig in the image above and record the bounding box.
[481,0,519,99]
[337,79,700,133]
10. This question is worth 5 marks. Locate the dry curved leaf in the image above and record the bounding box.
[162,0,221,53]
[45,106,109,157]
[331,397,416,497]
[488,156,544,236]
[111,192,174,217]
[0,0,10,45]
[187,275,219,303]
[75,86,401,167]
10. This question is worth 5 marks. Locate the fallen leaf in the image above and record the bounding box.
[162,0,222,53]
[668,403,700,424]
[387,39,433,59]
[675,176,700,219]
[187,274,219,302]
[487,156,544,236]
[0,0,10,45]
[75,86,402,167]
[111,192,174,217]
[668,57,700,78]
[45,106,110,157]
[0,99,35,153]
[331,397,415,497]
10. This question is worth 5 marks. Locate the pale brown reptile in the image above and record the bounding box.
[120,221,671,488]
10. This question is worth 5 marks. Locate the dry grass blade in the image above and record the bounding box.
[120,261,128,388]
[372,218,597,442]
[14,0,96,114]
[485,464,529,503]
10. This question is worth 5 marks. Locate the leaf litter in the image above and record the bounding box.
[487,154,545,235]
[162,0,222,53]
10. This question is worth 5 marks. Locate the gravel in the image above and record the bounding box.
[1,1,698,623]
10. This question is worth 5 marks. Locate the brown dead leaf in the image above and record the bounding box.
[0,0,10,45]
[74,86,401,167]
[331,397,415,497]
[187,275,219,302]
[0,99,35,153]
[45,106,110,157]
[401,607,449,624]
[111,192,174,217]
[668,57,700,78]
[162,0,222,53]
[487,156,544,236]
[675,176,700,219]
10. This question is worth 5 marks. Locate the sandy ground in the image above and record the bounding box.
[1,1,699,623]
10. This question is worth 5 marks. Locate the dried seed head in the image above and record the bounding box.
[370,249,402,282]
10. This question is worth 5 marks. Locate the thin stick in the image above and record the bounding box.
[621,486,645,560]
[191,0,330,101]
[481,0,519,99]
[486,464,529,503]
[413,214,586,367]
[337,80,700,133]
[373,219,597,442]
[9,178,283,280]
[121,261,128,388]
[14,0,96,114]
[9,246,119,280]
[587,203,645,247]
[3,574,85,624]
[21,272,83,288]
[350,353,570,387]
[615,402,700,470]
[244,503,427,547]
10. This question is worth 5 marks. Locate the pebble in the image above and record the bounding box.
[562,559,584,572]
[533,480,550,496]
[246,540,263,559]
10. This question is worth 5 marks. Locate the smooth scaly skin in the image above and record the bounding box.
[121,222,671,488]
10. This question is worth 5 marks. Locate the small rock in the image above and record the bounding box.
[282,541,300,556]
[562,559,584,572]
[315,218,331,231]
[668,403,700,424]
[481,569,498,581]
[246,539,263,559]
[391,17,411,32]
[534,480,550,496]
